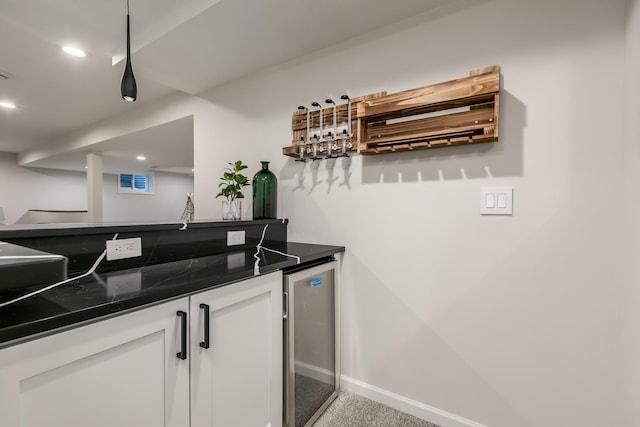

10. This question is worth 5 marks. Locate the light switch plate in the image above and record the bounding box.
[481,187,513,215]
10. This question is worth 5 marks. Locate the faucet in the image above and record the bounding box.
[325,99,338,159]
[295,136,306,162]
[311,101,325,156]
[295,106,307,162]
[339,95,353,156]
[339,130,351,157]
[310,134,320,161]
[325,132,334,158]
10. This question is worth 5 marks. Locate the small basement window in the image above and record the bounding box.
[118,173,154,194]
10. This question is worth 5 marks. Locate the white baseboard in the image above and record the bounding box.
[340,375,488,427]
[295,360,335,384]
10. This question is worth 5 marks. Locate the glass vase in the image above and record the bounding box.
[222,200,242,221]
[252,161,277,219]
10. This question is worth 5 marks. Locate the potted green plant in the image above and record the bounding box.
[216,160,249,220]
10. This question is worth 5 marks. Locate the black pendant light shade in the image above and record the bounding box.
[121,3,137,102]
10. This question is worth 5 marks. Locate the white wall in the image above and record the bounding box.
[0,151,86,223]
[103,172,194,223]
[0,151,193,224]
[16,0,633,425]
[196,1,628,426]
[623,0,640,424]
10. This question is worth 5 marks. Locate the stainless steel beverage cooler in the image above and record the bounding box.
[283,259,339,427]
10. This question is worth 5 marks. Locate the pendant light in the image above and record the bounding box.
[121,0,137,102]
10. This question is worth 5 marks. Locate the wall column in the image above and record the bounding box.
[86,152,103,223]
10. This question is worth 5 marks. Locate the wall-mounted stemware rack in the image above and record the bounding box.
[282,65,500,160]
[282,92,387,161]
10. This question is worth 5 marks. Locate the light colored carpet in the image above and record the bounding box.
[295,374,335,426]
[312,392,443,427]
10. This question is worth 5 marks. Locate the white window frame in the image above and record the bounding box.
[118,172,155,195]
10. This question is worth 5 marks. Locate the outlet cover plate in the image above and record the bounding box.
[106,237,143,261]
[227,230,245,246]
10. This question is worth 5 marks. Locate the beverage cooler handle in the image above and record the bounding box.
[199,303,210,349]
[176,310,187,360]
[283,292,288,319]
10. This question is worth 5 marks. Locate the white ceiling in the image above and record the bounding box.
[0,0,455,171]
[27,116,194,175]
[134,0,451,94]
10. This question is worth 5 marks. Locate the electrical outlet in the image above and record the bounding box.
[106,237,142,261]
[227,230,245,246]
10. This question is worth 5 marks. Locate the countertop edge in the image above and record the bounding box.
[0,242,343,349]
[0,219,289,239]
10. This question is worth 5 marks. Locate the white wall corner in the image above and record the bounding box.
[340,375,488,427]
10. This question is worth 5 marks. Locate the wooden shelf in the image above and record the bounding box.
[282,66,500,158]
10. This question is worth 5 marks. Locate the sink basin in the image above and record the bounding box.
[0,242,67,292]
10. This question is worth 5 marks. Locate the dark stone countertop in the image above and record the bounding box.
[0,242,344,349]
[0,219,285,238]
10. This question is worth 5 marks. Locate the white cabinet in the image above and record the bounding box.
[0,271,283,427]
[0,297,191,427]
[190,271,283,427]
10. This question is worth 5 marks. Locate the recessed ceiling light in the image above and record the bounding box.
[0,102,16,109]
[62,46,86,58]
[136,155,146,161]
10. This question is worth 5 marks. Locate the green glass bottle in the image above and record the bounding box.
[253,161,277,219]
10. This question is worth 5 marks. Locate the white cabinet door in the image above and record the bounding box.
[190,271,283,427]
[0,297,190,427]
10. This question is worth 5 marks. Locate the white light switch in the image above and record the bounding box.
[497,193,507,208]
[481,187,513,215]
[486,194,496,208]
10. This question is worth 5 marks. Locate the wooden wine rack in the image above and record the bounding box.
[282,92,387,159]
[282,65,500,158]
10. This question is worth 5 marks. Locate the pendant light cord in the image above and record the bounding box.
[126,0,131,57]
[121,0,137,101]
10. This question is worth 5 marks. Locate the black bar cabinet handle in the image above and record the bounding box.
[283,292,288,319]
[199,303,210,349]
[176,310,187,360]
